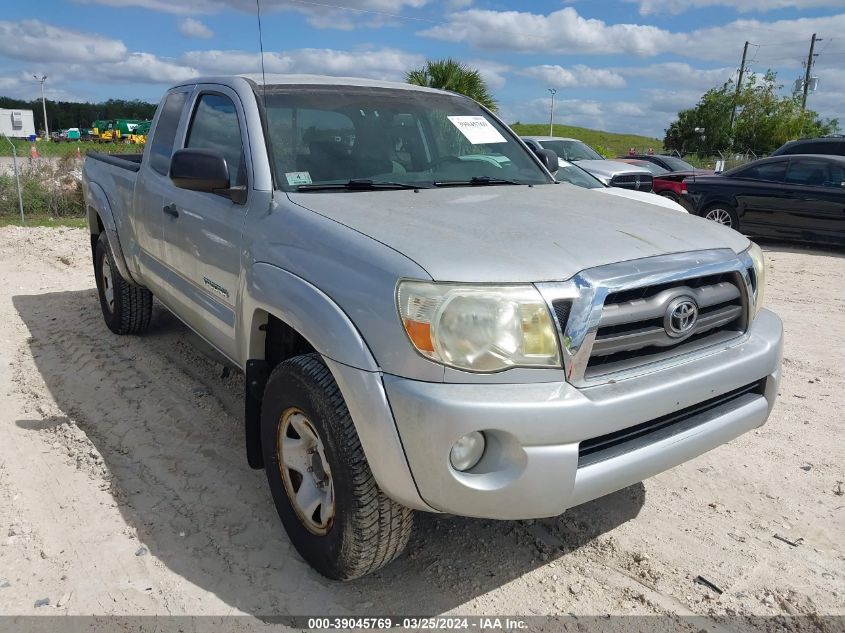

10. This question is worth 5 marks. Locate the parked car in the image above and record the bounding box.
[83,74,782,580]
[684,154,845,245]
[770,136,845,157]
[623,153,698,172]
[522,136,654,192]
[555,159,687,212]
[616,158,694,205]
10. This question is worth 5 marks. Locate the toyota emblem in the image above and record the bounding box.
[664,297,698,338]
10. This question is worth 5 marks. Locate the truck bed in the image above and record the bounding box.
[86,152,143,172]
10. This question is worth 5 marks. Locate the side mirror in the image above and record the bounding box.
[170,148,230,193]
[535,148,560,174]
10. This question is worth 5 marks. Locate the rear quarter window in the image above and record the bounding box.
[149,91,189,176]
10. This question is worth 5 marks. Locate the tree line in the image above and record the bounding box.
[0,96,157,132]
[663,71,839,155]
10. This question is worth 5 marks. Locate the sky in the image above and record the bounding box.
[1,0,844,139]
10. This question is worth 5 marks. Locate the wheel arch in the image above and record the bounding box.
[84,181,138,285]
[239,263,429,511]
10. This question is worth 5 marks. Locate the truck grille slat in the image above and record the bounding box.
[586,271,747,377]
[609,174,653,192]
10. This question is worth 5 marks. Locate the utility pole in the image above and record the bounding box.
[548,88,557,136]
[802,33,819,110]
[33,75,49,138]
[729,41,749,132]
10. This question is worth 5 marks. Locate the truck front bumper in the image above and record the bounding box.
[383,309,783,519]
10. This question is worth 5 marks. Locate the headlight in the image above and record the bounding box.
[397,281,561,372]
[746,241,766,317]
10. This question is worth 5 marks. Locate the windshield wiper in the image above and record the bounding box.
[296,179,429,191]
[433,176,523,187]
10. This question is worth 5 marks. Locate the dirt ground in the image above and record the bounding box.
[0,226,842,630]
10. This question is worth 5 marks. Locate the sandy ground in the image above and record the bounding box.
[0,226,842,629]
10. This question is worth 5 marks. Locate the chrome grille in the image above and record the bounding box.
[610,174,653,192]
[586,272,746,377]
[536,249,757,387]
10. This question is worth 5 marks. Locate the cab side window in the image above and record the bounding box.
[150,91,188,176]
[785,158,833,187]
[736,161,787,182]
[186,94,246,187]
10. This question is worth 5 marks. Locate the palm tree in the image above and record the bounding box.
[406,58,498,112]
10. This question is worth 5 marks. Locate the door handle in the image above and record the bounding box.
[163,203,179,218]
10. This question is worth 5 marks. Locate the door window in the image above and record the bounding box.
[785,159,839,187]
[186,94,246,187]
[149,91,188,176]
[735,161,787,182]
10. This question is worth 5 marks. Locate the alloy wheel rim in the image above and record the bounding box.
[101,259,115,313]
[277,408,335,535]
[705,208,733,226]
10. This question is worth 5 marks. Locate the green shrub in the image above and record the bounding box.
[0,157,84,218]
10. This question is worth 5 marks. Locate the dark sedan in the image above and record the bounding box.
[685,154,845,246]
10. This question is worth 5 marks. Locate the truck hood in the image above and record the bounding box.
[287,184,749,283]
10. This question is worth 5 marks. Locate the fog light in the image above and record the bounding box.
[449,432,486,472]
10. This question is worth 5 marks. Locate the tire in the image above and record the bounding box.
[94,232,153,335]
[658,190,679,202]
[701,203,739,230]
[261,353,413,580]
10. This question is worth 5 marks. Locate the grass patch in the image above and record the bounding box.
[0,139,144,158]
[510,123,663,158]
[0,215,86,228]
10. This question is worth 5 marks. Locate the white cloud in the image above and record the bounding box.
[631,0,844,15]
[680,14,845,64]
[466,59,510,90]
[617,63,736,90]
[521,64,626,89]
[421,5,845,71]
[180,18,214,39]
[182,47,423,81]
[421,7,674,56]
[94,53,197,83]
[0,72,86,102]
[0,20,127,63]
[78,0,431,29]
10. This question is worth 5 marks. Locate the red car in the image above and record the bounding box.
[615,158,693,206]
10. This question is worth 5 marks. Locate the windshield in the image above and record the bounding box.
[659,155,695,171]
[259,85,551,191]
[538,139,603,162]
[555,162,604,189]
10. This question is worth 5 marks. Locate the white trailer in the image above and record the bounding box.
[0,108,36,139]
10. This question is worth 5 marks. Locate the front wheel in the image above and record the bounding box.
[702,204,739,230]
[261,353,413,580]
[94,233,153,335]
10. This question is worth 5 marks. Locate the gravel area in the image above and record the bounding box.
[0,226,842,630]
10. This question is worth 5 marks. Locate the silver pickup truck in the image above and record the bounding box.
[82,74,783,580]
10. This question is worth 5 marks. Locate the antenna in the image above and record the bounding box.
[256,0,267,98]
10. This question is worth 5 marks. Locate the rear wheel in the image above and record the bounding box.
[261,353,414,580]
[702,204,739,230]
[658,190,679,202]
[94,232,153,334]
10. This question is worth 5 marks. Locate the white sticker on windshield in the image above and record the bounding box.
[447,116,507,145]
[286,171,312,186]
